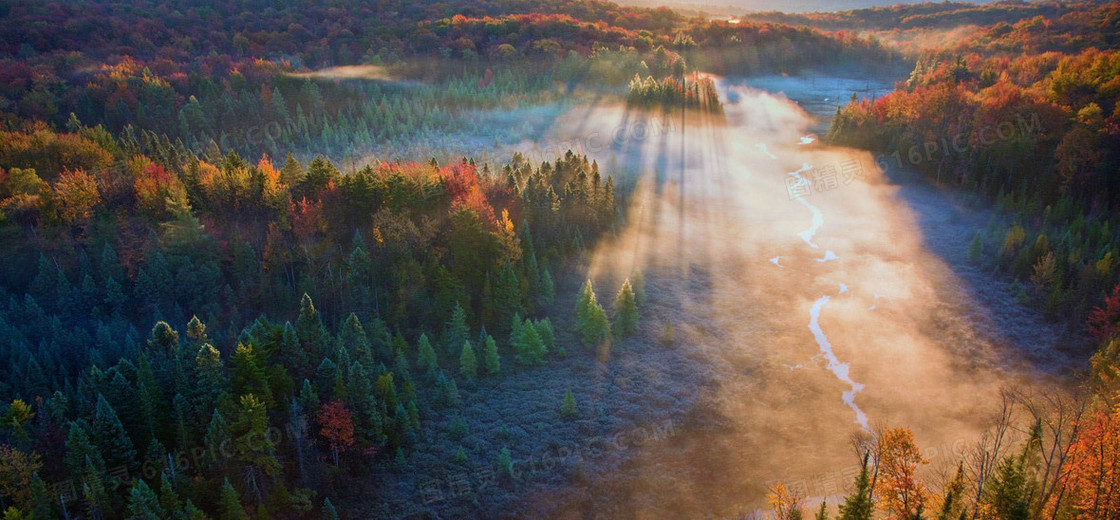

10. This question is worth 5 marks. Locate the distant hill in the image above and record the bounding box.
[616,0,999,15]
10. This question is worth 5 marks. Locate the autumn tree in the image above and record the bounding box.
[51,169,100,224]
[876,427,929,520]
[1089,284,1120,342]
[767,482,805,520]
[317,401,354,467]
[0,446,41,512]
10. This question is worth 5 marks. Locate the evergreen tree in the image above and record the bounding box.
[560,389,578,419]
[406,400,420,431]
[515,318,547,365]
[157,473,182,516]
[231,342,271,403]
[435,372,461,408]
[416,333,439,380]
[219,478,249,520]
[443,303,470,357]
[576,279,611,348]
[459,340,478,382]
[614,278,640,337]
[321,498,340,520]
[280,153,303,187]
[345,362,386,448]
[498,447,514,479]
[28,473,53,520]
[815,502,829,520]
[839,453,873,520]
[125,479,165,520]
[534,318,555,351]
[64,422,104,477]
[339,313,370,363]
[203,410,230,474]
[92,394,137,472]
[296,294,329,362]
[482,334,501,376]
[540,268,556,304]
[186,315,208,345]
[630,270,646,306]
[136,354,162,440]
[231,394,280,496]
[183,500,211,520]
[194,343,226,418]
[983,453,1030,520]
[936,463,966,520]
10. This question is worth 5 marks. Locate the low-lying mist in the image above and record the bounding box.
[506,77,1069,518]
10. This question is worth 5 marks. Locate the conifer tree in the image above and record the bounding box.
[339,313,370,362]
[183,500,211,520]
[515,318,547,365]
[219,478,249,520]
[839,453,873,520]
[576,279,611,348]
[321,498,340,520]
[125,479,165,520]
[92,394,136,472]
[157,473,182,516]
[194,343,226,417]
[345,362,386,448]
[280,153,303,187]
[231,343,271,403]
[203,410,230,474]
[459,341,478,382]
[279,321,309,378]
[560,389,578,419]
[614,278,640,337]
[482,334,501,376]
[443,303,470,356]
[498,447,514,479]
[416,333,439,380]
[296,293,329,362]
[64,422,104,477]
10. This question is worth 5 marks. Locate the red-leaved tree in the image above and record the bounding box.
[1089,284,1120,342]
[317,401,354,467]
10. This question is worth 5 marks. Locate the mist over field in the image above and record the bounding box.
[485,76,1069,518]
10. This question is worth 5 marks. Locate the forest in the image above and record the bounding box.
[1,0,1119,519]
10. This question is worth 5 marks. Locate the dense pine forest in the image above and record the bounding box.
[2,0,1120,519]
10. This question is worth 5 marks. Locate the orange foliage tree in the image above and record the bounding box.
[317,400,355,467]
[52,168,101,224]
[1057,402,1120,519]
[876,427,929,520]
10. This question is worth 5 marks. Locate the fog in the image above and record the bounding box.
[507,76,1069,518]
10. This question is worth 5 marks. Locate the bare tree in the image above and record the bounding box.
[851,422,887,506]
[966,387,1019,520]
